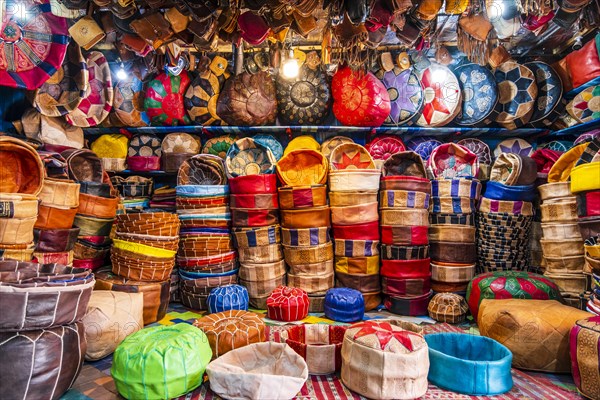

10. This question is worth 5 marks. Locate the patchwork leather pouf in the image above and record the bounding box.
[427,293,469,324]
[267,286,310,322]
[570,316,600,400]
[206,284,250,314]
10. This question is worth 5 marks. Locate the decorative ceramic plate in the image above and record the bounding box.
[145,71,191,126]
[254,134,283,160]
[113,74,149,127]
[567,85,600,123]
[128,133,162,157]
[202,136,236,159]
[0,0,69,90]
[330,143,376,170]
[65,51,114,127]
[320,136,354,159]
[225,137,277,177]
[380,68,424,126]
[493,61,538,129]
[32,42,88,117]
[457,138,492,165]
[417,62,462,127]
[494,138,534,158]
[406,137,443,161]
[524,61,565,127]
[454,63,498,126]
[366,136,406,161]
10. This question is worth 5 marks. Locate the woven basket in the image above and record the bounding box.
[0,194,39,219]
[111,258,174,282]
[380,208,429,226]
[543,255,585,274]
[544,272,588,295]
[538,182,572,201]
[283,243,334,265]
[280,207,330,229]
[281,227,330,246]
[478,198,534,216]
[238,260,286,281]
[541,223,582,240]
[540,198,578,222]
[0,216,36,244]
[39,178,80,208]
[331,203,379,225]
[329,191,378,207]
[287,272,334,294]
[288,259,334,276]
[429,225,475,243]
[232,225,282,248]
[328,170,381,192]
[115,232,179,251]
[540,238,584,257]
[237,244,283,263]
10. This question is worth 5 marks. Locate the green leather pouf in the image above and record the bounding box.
[111,323,212,399]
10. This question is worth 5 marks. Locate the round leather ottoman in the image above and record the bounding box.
[427,293,469,324]
[267,286,310,322]
[111,323,212,399]
[324,287,364,322]
[0,322,85,400]
[193,309,265,359]
[207,284,250,314]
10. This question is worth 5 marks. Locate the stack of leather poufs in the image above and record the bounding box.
[278,149,333,312]
[0,260,94,399]
[227,138,283,309]
[476,152,537,273]
[570,315,600,399]
[329,143,381,311]
[427,144,480,298]
[111,176,154,212]
[541,143,590,306]
[571,137,600,312]
[98,212,179,324]
[176,154,236,310]
[378,151,432,316]
[63,149,118,270]
[127,133,162,172]
[161,132,200,173]
[0,137,44,262]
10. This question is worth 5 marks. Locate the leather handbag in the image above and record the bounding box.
[330,203,378,225]
[329,191,377,206]
[276,65,331,126]
[217,71,277,126]
[281,227,330,246]
[232,225,281,248]
[130,13,174,49]
[280,207,331,229]
[278,185,327,209]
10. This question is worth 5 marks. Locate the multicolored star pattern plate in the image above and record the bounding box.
[380,68,424,126]
[567,85,600,123]
[493,61,538,130]
[416,62,461,127]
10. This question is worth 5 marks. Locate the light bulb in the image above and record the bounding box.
[116,66,127,80]
[282,58,299,79]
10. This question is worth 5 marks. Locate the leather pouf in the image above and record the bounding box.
[267,286,310,322]
[478,299,593,373]
[331,66,391,127]
[81,290,144,361]
[324,287,365,322]
[111,323,212,399]
[466,271,563,322]
[193,310,265,359]
[341,320,429,399]
[206,284,250,314]
[427,293,469,324]
[276,66,331,125]
[570,316,600,400]
[144,71,191,126]
[0,322,85,400]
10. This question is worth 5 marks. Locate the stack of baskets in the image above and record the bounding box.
[0,260,94,399]
[175,154,236,310]
[0,137,44,262]
[426,144,480,298]
[111,176,154,212]
[540,143,591,306]
[277,149,333,312]
[378,151,432,316]
[476,152,537,274]
[329,143,381,311]
[227,138,283,309]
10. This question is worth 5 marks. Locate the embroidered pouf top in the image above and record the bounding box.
[267,286,310,322]
[426,333,513,395]
[324,287,365,322]
[466,271,563,322]
[193,310,265,359]
[111,323,212,399]
[341,320,429,399]
[206,284,250,314]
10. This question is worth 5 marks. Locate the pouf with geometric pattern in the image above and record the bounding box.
[111,323,212,399]
[570,315,600,400]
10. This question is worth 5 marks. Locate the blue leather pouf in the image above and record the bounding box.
[425,333,513,396]
[324,288,365,322]
[207,284,249,314]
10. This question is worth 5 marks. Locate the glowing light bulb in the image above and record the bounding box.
[116,66,127,80]
[282,49,299,79]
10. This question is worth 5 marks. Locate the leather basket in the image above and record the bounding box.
[0,216,37,244]
[334,239,379,257]
[430,241,477,264]
[478,198,534,216]
[431,196,476,214]
[578,216,600,240]
[278,185,327,209]
[78,192,119,219]
[232,225,281,248]
[280,207,331,229]
[35,204,78,230]
[288,259,334,276]
[541,223,582,240]
[33,250,74,266]
[379,190,430,209]
[162,152,195,173]
[127,156,161,171]
[39,178,80,208]
[544,272,589,295]
[238,260,286,282]
[540,198,579,222]
[334,255,380,275]
[283,243,334,265]
[431,262,476,283]
[73,215,114,236]
[380,208,429,226]
[230,193,278,209]
[0,137,44,196]
[538,182,572,201]
[380,176,432,193]
[329,191,378,206]
[0,243,35,262]
[331,203,379,225]
[34,227,80,252]
[0,193,39,219]
[228,174,278,194]
[380,225,428,246]
[328,170,381,192]
[287,272,335,294]
[239,274,286,299]
[543,255,585,274]
[540,238,584,257]
[335,270,381,293]
[101,157,127,172]
[281,227,330,246]
[237,244,283,263]
[431,178,481,199]
[429,225,475,243]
